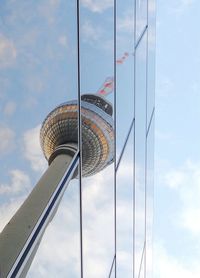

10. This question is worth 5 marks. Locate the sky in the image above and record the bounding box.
[155,0,200,277]
[0,0,199,277]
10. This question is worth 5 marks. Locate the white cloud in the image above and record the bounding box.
[162,160,200,236]
[82,21,103,43]
[0,34,17,68]
[0,125,15,154]
[117,13,134,34]
[181,208,200,235]
[81,0,113,13]
[0,169,30,195]
[23,125,47,173]
[81,20,113,51]
[58,35,68,47]
[156,75,175,98]
[81,169,115,277]
[170,0,196,15]
[155,130,174,142]
[3,101,16,117]
[164,169,185,189]
[149,0,156,14]
[154,243,200,278]
[117,251,133,275]
[38,0,60,25]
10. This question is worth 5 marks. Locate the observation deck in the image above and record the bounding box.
[40,94,114,177]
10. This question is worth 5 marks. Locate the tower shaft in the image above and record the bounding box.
[0,146,78,278]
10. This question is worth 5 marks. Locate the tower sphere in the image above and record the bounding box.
[40,94,114,177]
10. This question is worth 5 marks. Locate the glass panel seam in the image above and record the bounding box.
[116,117,135,172]
[133,0,136,275]
[114,0,117,276]
[76,0,83,277]
[146,107,155,138]
[108,255,116,278]
[145,27,149,278]
[137,241,146,278]
[135,25,148,50]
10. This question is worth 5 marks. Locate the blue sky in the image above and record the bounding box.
[155,0,200,277]
[0,0,199,277]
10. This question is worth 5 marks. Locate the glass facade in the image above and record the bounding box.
[0,0,155,277]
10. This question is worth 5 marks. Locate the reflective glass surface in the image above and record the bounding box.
[110,268,115,278]
[134,31,147,277]
[136,0,147,41]
[81,166,115,277]
[138,254,145,278]
[147,0,156,127]
[109,260,115,278]
[0,0,155,277]
[146,115,154,278]
[116,0,134,160]
[0,0,79,182]
[80,2,115,277]
[28,175,81,277]
[0,0,80,276]
[116,127,134,277]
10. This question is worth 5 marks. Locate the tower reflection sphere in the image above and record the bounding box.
[40,94,114,177]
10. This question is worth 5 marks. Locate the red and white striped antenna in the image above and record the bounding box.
[96,51,133,97]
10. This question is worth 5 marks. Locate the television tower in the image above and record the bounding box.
[0,94,114,278]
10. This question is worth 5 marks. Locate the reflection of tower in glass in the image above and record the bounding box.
[0,94,114,278]
[40,94,114,176]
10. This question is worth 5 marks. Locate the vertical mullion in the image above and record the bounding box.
[114,0,117,275]
[133,0,137,277]
[145,0,149,275]
[76,0,83,277]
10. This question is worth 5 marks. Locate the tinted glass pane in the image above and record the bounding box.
[0,0,79,186]
[80,166,114,278]
[0,0,80,276]
[110,269,115,278]
[28,175,81,277]
[136,0,147,40]
[116,127,134,277]
[146,115,154,278]
[138,254,145,278]
[147,0,156,127]
[108,259,115,278]
[116,0,134,161]
[79,2,115,277]
[134,31,147,277]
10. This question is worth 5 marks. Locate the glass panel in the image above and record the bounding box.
[116,127,134,277]
[109,259,115,278]
[80,166,114,278]
[138,254,145,278]
[28,174,81,277]
[134,31,147,277]
[110,269,115,278]
[116,0,134,161]
[146,115,154,278]
[136,0,147,41]
[0,0,80,276]
[0,0,79,182]
[146,0,156,127]
[79,2,115,277]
